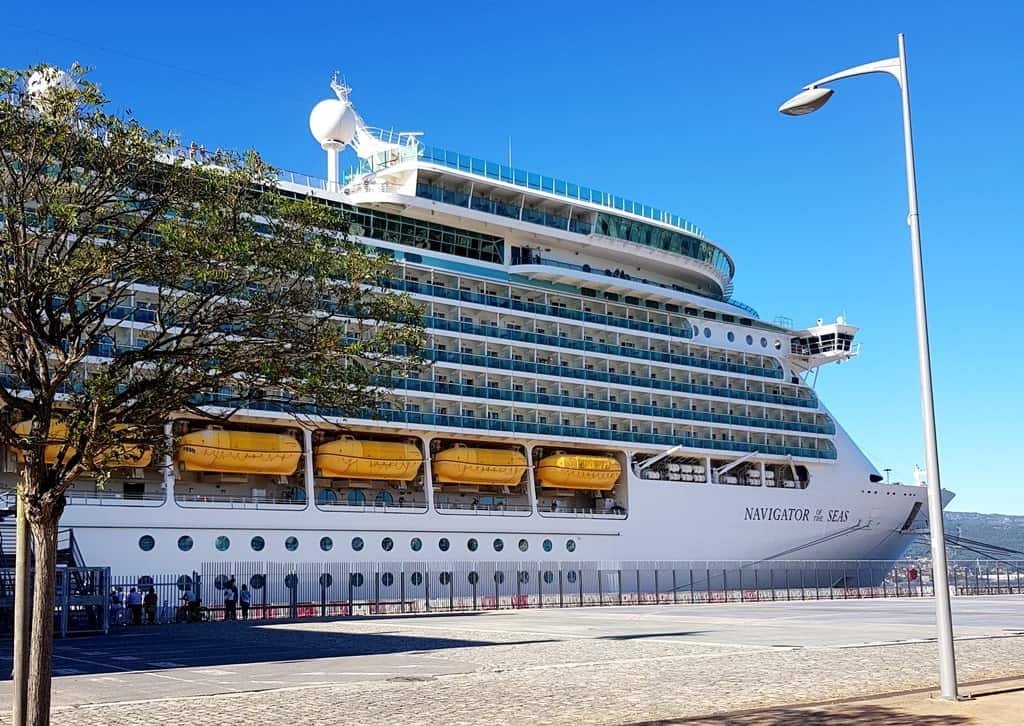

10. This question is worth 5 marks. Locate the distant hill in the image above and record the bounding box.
[904,511,1024,560]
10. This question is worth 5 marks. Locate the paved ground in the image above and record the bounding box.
[2,596,1024,724]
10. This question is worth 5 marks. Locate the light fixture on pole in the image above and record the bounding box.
[779,33,959,701]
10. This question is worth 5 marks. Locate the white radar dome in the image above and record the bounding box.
[309,98,356,147]
[26,67,76,112]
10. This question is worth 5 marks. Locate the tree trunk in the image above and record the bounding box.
[26,518,58,726]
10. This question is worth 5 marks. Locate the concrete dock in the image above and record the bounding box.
[2,596,1023,724]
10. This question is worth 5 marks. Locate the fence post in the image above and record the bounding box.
[558,569,564,608]
[494,569,500,609]
[516,570,522,608]
[597,569,603,606]
[288,578,297,619]
[320,581,327,618]
[617,569,623,606]
[261,577,267,620]
[688,568,694,604]
[654,570,660,604]
[769,569,775,602]
[449,572,455,612]
[400,571,406,614]
[739,568,745,603]
[538,568,543,608]
[705,568,711,603]
[578,569,584,605]
[348,575,354,617]
[425,571,431,613]
[722,569,728,603]
[672,569,678,605]
[754,568,760,602]
[471,575,477,611]
[375,571,381,613]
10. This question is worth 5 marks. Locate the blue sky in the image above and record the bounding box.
[4,2,1022,513]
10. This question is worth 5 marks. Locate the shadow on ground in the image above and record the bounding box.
[1,616,556,679]
[642,705,970,724]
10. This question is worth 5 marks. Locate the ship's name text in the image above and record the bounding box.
[744,507,851,523]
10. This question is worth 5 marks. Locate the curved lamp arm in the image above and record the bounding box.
[803,57,903,90]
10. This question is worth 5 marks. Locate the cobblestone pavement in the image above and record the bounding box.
[3,598,1024,725]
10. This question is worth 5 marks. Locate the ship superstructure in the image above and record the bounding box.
[0,79,941,579]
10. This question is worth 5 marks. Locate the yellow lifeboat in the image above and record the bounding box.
[537,453,621,491]
[11,421,152,468]
[177,428,300,475]
[315,437,422,481]
[433,445,527,486]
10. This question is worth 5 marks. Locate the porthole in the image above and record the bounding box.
[249,574,265,590]
[284,536,299,552]
[410,537,423,552]
[317,489,338,505]
[493,538,504,552]
[320,536,333,552]
[215,535,230,552]
[543,570,555,584]
[346,490,366,506]
[350,572,364,588]
[494,571,505,585]
[467,537,478,552]
[703,327,711,338]
[176,574,193,591]
[351,536,364,552]
[319,573,333,588]
[518,571,530,584]
[375,491,394,506]
[542,539,553,552]
[727,331,735,342]
[381,537,394,552]
[746,334,753,345]
[691,324,700,336]
[250,536,265,552]
[566,539,577,553]
[285,573,298,589]
[439,571,452,586]
[410,572,423,586]
[760,337,768,348]
[468,571,479,585]
[567,570,578,584]
[382,572,395,587]
[439,537,450,552]
[138,535,155,552]
[137,575,154,591]
[214,574,229,589]
[774,339,782,350]
[518,538,529,552]
[177,535,193,552]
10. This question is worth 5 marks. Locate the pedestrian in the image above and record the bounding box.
[109,586,123,626]
[143,587,158,625]
[239,584,251,621]
[127,587,143,625]
[223,578,238,620]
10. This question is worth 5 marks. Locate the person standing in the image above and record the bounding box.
[127,587,143,625]
[223,578,238,620]
[109,586,123,627]
[239,584,251,621]
[143,587,158,625]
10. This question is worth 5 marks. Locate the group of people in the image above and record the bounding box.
[108,586,157,626]
[220,577,252,620]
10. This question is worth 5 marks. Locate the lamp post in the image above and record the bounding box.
[779,33,959,701]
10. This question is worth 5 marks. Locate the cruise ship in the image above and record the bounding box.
[1,78,945,583]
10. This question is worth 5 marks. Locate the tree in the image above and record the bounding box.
[0,64,425,725]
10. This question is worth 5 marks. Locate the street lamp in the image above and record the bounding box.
[779,33,959,701]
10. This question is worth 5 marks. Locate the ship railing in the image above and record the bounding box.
[315,500,429,512]
[540,507,628,519]
[64,491,166,506]
[174,493,306,509]
[436,502,532,516]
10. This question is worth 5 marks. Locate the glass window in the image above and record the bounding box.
[494,571,505,585]
[566,539,577,553]
[439,537,450,552]
[285,536,299,552]
[727,331,735,342]
[382,537,394,552]
[317,489,338,505]
[703,327,711,338]
[746,334,754,345]
[410,572,423,586]
[518,538,529,552]
[774,339,782,350]
[468,571,479,585]
[543,570,555,584]
[138,535,155,552]
[375,491,394,506]
[250,536,265,552]
[518,571,530,584]
[439,571,451,586]
[249,574,265,590]
[350,572,364,588]
[319,573,333,588]
[761,337,768,348]
[347,490,366,506]
[467,538,479,552]
[382,572,394,587]
[177,535,193,552]
[215,536,230,552]
[493,538,504,552]
[542,539,553,552]
[567,570,578,584]
[351,536,364,551]
[320,536,333,552]
[410,537,423,552]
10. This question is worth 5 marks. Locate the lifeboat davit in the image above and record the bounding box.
[315,437,422,481]
[433,445,527,486]
[177,428,300,475]
[11,421,153,468]
[537,453,620,491]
